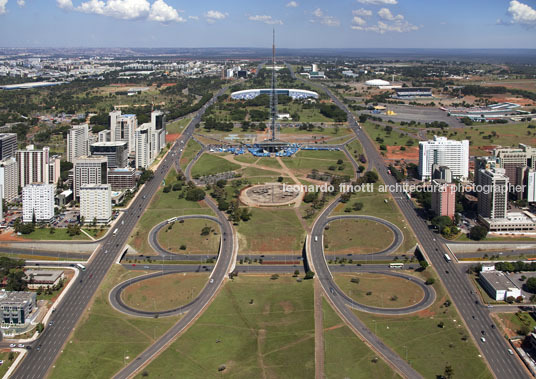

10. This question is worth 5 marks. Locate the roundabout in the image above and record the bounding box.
[239,183,304,207]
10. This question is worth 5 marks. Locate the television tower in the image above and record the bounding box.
[270,28,278,141]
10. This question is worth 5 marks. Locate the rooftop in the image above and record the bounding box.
[481,271,520,291]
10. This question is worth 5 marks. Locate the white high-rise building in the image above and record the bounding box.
[73,156,108,198]
[0,158,18,201]
[16,145,50,188]
[80,184,112,224]
[22,183,55,223]
[66,124,89,162]
[419,136,469,181]
[110,111,137,153]
[48,155,61,185]
[526,171,536,203]
[135,125,151,169]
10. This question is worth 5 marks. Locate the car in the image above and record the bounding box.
[144,265,150,269]
[9,344,16,348]
[36,345,41,351]
[481,330,485,335]
[480,337,486,342]
[491,324,495,329]
[49,321,54,326]
[508,349,514,355]
[18,344,24,348]
[209,278,214,284]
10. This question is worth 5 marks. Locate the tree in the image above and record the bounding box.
[36,322,44,333]
[425,278,435,285]
[444,364,454,379]
[363,171,379,183]
[305,271,315,280]
[271,274,280,280]
[419,260,429,270]
[352,202,364,211]
[185,188,206,202]
[200,226,212,236]
[506,296,515,304]
[526,277,536,293]
[469,225,488,241]
[293,270,299,277]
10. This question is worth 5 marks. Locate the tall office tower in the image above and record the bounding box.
[66,124,89,162]
[0,158,18,201]
[89,141,128,168]
[0,185,3,222]
[98,129,112,143]
[477,168,509,219]
[431,179,456,220]
[80,184,112,224]
[22,183,55,223]
[150,128,165,161]
[16,145,50,188]
[110,111,137,153]
[73,156,108,198]
[48,155,61,184]
[135,125,151,169]
[151,110,166,131]
[474,156,498,186]
[418,136,469,181]
[0,133,17,160]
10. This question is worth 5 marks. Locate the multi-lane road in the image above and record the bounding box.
[316,81,530,379]
[11,86,230,379]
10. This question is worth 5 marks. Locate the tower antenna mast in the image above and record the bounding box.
[270,28,278,142]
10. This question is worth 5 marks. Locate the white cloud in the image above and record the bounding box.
[352,16,367,26]
[357,0,397,4]
[286,1,298,7]
[378,7,403,21]
[77,0,105,15]
[248,14,283,25]
[353,8,372,17]
[310,8,340,27]
[17,0,25,6]
[99,0,150,19]
[353,19,419,33]
[57,0,74,9]
[204,9,227,23]
[149,0,184,23]
[508,0,536,25]
[0,0,6,15]
[188,15,199,20]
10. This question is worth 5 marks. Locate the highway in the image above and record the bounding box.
[11,86,231,379]
[315,81,530,379]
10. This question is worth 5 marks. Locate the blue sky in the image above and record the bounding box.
[0,0,535,48]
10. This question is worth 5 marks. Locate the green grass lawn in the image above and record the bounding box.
[354,269,492,379]
[236,208,306,254]
[281,150,354,177]
[239,166,281,177]
[166,118,191,134]
[256,157,282,170]
[50,266,182,379]
[346,138,364,158]
[20,227,90,241]
[323,299,400,379]
[332,183,417,255]
[179,139,203,172]
[0,352,18,377]
[334,272,424,308]
[121,272,209,312]
[362,121,418,148]
[128,168,215,255]
[157,218,220,254]
[191,153,241,177]
[324,219,394,255]
[495,312,536,335]
[134,275,315,378]
[234,154,259,164]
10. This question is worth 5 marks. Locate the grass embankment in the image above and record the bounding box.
[157,218,220,254]
[334,272,424,308]
[121,272,209,312]
[50,266,182,378]
[134,275,315,378]
[166,118,191,135]
[324,219,394,255]
[353,269,492,379]
[0,352,18,377]
[323,299,400,379]
[191,153,241,177]
[128,168,215,255]
[19,228,91,241]
[236,208,306,255]
[179,139,203,172]
[362,121,419,148]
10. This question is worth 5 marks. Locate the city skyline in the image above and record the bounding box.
[0,0,535,49]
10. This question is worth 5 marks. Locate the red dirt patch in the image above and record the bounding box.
[279,301,294,314]
[324,323,345,331]
[0,230,23,241]
[384,146,419,162]
[166,133,181,143]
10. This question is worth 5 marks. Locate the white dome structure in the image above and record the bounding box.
[365,79,390,87]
